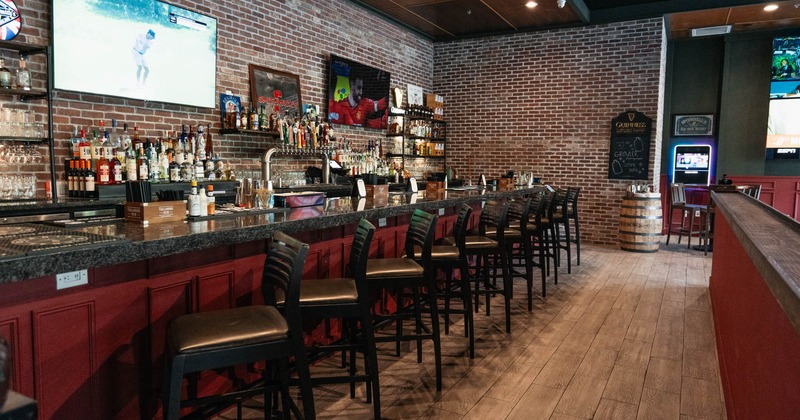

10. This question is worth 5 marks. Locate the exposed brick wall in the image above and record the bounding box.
[7,0,433,194]
[434,19,664,245]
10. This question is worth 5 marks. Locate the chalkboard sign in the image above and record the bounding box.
[608,111,652,180]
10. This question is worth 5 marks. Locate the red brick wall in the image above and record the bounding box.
[9,0,433,195]
[434,19,664,245]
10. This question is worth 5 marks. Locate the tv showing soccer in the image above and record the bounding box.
[327,55,390,130]
[53,0,217,108]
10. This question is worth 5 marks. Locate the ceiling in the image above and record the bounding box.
[348,0,800,41]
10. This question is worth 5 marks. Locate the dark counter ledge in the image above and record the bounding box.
[712,191,800,334]
[0,186,538,284]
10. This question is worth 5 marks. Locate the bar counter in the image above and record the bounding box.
[709,191,800,420]
[0,186,535,284]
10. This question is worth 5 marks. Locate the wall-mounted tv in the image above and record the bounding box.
[53,0,217,108]
[327,55,390,129]
[767,36,800,159]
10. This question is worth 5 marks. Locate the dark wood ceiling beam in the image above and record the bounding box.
[590,0,765,23]
[568,0,590,23]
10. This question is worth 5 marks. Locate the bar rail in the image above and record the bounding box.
[711,191,800,333]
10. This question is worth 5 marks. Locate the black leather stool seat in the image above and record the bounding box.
[366,258,424,279]
[167,306,288,355]
[276,278,359,305]
[440,235,499,249]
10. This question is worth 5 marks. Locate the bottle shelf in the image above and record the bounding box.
[386,153,444,160]
[0,136,49,142]
[407,135,446,141]
[0,41,47,55]
[0,88,47,100]
[219,128,279,136]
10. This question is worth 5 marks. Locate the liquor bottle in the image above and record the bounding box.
[16,57,30,91]
[85,160,96,198]
[159,144,169,182]
[108,120,120,155]
[194,154,205,182]
[198,186,208,217]
[67,160,76,197]
[69,126,80,158]
[214,155,225,180]
[206,185,215,215]
[249,106,258,131]
[110,153,122,184]
[102,129,114,165]
[0,59,12,89]
[79,130,91,162]
[187,125,196,158]
[137,144,149,181]
[169,156,180,182]
[125,144,138,182]
[187,181,201,217]
[76,160,86,198]
[180,152,193,182]
[204,158,215,180]
[147,140,160,182]
[258,105,266,130]
[239,109,247,130]
[89,130,103,167]
[204,124,213,158]
[196,125,206,162]
[96,149,110,185]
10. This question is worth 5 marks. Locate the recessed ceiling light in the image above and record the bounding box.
[526,1,538,8]
[764,4,779,11]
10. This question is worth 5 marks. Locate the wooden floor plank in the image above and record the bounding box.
[221,243,727,420]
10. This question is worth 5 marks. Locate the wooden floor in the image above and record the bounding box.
[221,241,726,419]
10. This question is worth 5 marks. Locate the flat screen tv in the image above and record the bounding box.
[767,36,800,159]
[52,0,217,108]
[327,55,390,129]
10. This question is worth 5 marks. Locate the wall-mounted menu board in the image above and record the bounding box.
[608,110,652,180]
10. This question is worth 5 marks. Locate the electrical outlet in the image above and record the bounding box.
[378,218,387,228]
[438,208,445,216]
[56,269,88,290]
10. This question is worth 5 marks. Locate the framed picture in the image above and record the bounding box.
[249,64,302,117]
[673,114,714,136]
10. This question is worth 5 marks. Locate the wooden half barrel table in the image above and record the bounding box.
[619,192,662,252]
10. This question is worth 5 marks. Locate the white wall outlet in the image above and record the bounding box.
[438,208,445,216]
[378,218,387,228]
[56,269,88,290]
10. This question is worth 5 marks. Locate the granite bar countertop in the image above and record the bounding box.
[712,191,800,334]
[0,186,538,284]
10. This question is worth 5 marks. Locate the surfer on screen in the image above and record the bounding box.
[132,29,155,87]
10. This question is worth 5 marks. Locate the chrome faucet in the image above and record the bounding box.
[261,146,330,185]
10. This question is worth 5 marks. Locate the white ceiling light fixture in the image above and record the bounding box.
[526,1,538,8]
[691,25,732,37]
[764,4,779,11]
[557,0,566,8]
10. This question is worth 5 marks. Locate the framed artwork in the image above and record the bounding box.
[407,84,423,106]
[249,64,302,117]
[673,114,714,136]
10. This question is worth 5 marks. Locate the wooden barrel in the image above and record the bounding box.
[619,193,662,253]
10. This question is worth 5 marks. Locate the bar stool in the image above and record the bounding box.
[468,200,513,333]
[518,192,547,302]
[538,190,560,290]
[366,209,442,391]
[566,187,581,265]
[162,232,315,420]
[551,189,573,273]
[282,219,381,419]
[430,203,475,358]
[666,183,708,248]
[499,197,535,311]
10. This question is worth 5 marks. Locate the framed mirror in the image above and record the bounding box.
[249,64,302,118]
